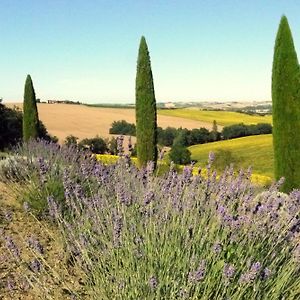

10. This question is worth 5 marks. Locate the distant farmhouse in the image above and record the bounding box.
[164,102,176,109]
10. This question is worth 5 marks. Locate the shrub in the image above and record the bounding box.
[169,133,191,165]
[109,120,136,136]
[64,135,79,147]
[78,136,108,154]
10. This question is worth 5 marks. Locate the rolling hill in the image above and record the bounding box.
[189,134,274,178]
[158,108,272,126]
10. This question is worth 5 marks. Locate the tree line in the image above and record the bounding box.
[110,119,272,146]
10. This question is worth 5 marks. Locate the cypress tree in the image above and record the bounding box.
[135,36,157,167]
[272,16,300,192]
[23,74,39,142]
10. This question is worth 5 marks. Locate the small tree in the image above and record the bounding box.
[135,36,157,168]
[78,136,108,154]
[169,133,191,165]
[64,135,79,147]
[23,75,39,142]
[211,120,218,141]
[272,16,300,192]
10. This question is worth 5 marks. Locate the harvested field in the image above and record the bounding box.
[5,103,216,143]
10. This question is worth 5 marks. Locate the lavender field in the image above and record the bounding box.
[0,140,300,299]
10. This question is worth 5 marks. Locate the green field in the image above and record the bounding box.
[189,134,274,178]
[158,108,272,126]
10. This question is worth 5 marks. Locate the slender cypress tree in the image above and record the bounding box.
[135,36,157,167]
[272,16,300,192]
[23,74,39,142]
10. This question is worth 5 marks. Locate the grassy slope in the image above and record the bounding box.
[189,134,274,178]
[158,109,272,126]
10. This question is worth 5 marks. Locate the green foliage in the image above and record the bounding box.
[222,123,272,140]
[109,120,136,136]
[157,126,177,146]
[169,133,191,165]
[211,119,219,141]
[23,75,39,142]
[0,101,54,150]
[78,136,108,154]
[0,102,22,150]
[23,176,65,215]
[272,16,300,192]
[64,135,79,147]
[135,36,157,167]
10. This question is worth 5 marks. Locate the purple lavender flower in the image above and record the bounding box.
[251,262,261,273]
[149,276,158,290]
[47,195,59,218]
[239,261,261,283]
[29,258,42,273]
[117,136,124,156]
[143,190,155,205]
[74,184,84,198]
[7,277,15,291]
[128,136,133,154]
[189,260,206,283]
[5,236,20,259]
[80,163,90,178]
[146,161,155,176]
[37,157,49,182]
[182,166,192,183]
[28,236,44,255]
[212,242,222,254]
[113,213,123,247]
[117,186,132,206]
[261,267,272,280]
[223,263,235,279]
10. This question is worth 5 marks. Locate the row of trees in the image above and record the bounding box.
[110,119,272,146]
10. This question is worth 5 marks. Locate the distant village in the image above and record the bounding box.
[43,99,81,105]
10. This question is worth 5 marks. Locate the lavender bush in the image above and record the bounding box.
[2,140,300,299]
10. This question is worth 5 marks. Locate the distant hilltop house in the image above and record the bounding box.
[164,102,176,109]
[47,100,81,105]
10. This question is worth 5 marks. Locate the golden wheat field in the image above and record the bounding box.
[6,103,216,143]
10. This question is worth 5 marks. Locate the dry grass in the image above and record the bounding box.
[6,103,215,143]
[0,182,85,299]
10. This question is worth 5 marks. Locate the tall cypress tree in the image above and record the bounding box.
[272,16,300,192]
[135,36,157,167]
[23,74,39,142]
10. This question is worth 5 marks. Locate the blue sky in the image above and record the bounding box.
[1,0,300,103]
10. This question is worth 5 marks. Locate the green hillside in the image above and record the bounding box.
[158,109,272,126]
[189,134,274,178]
